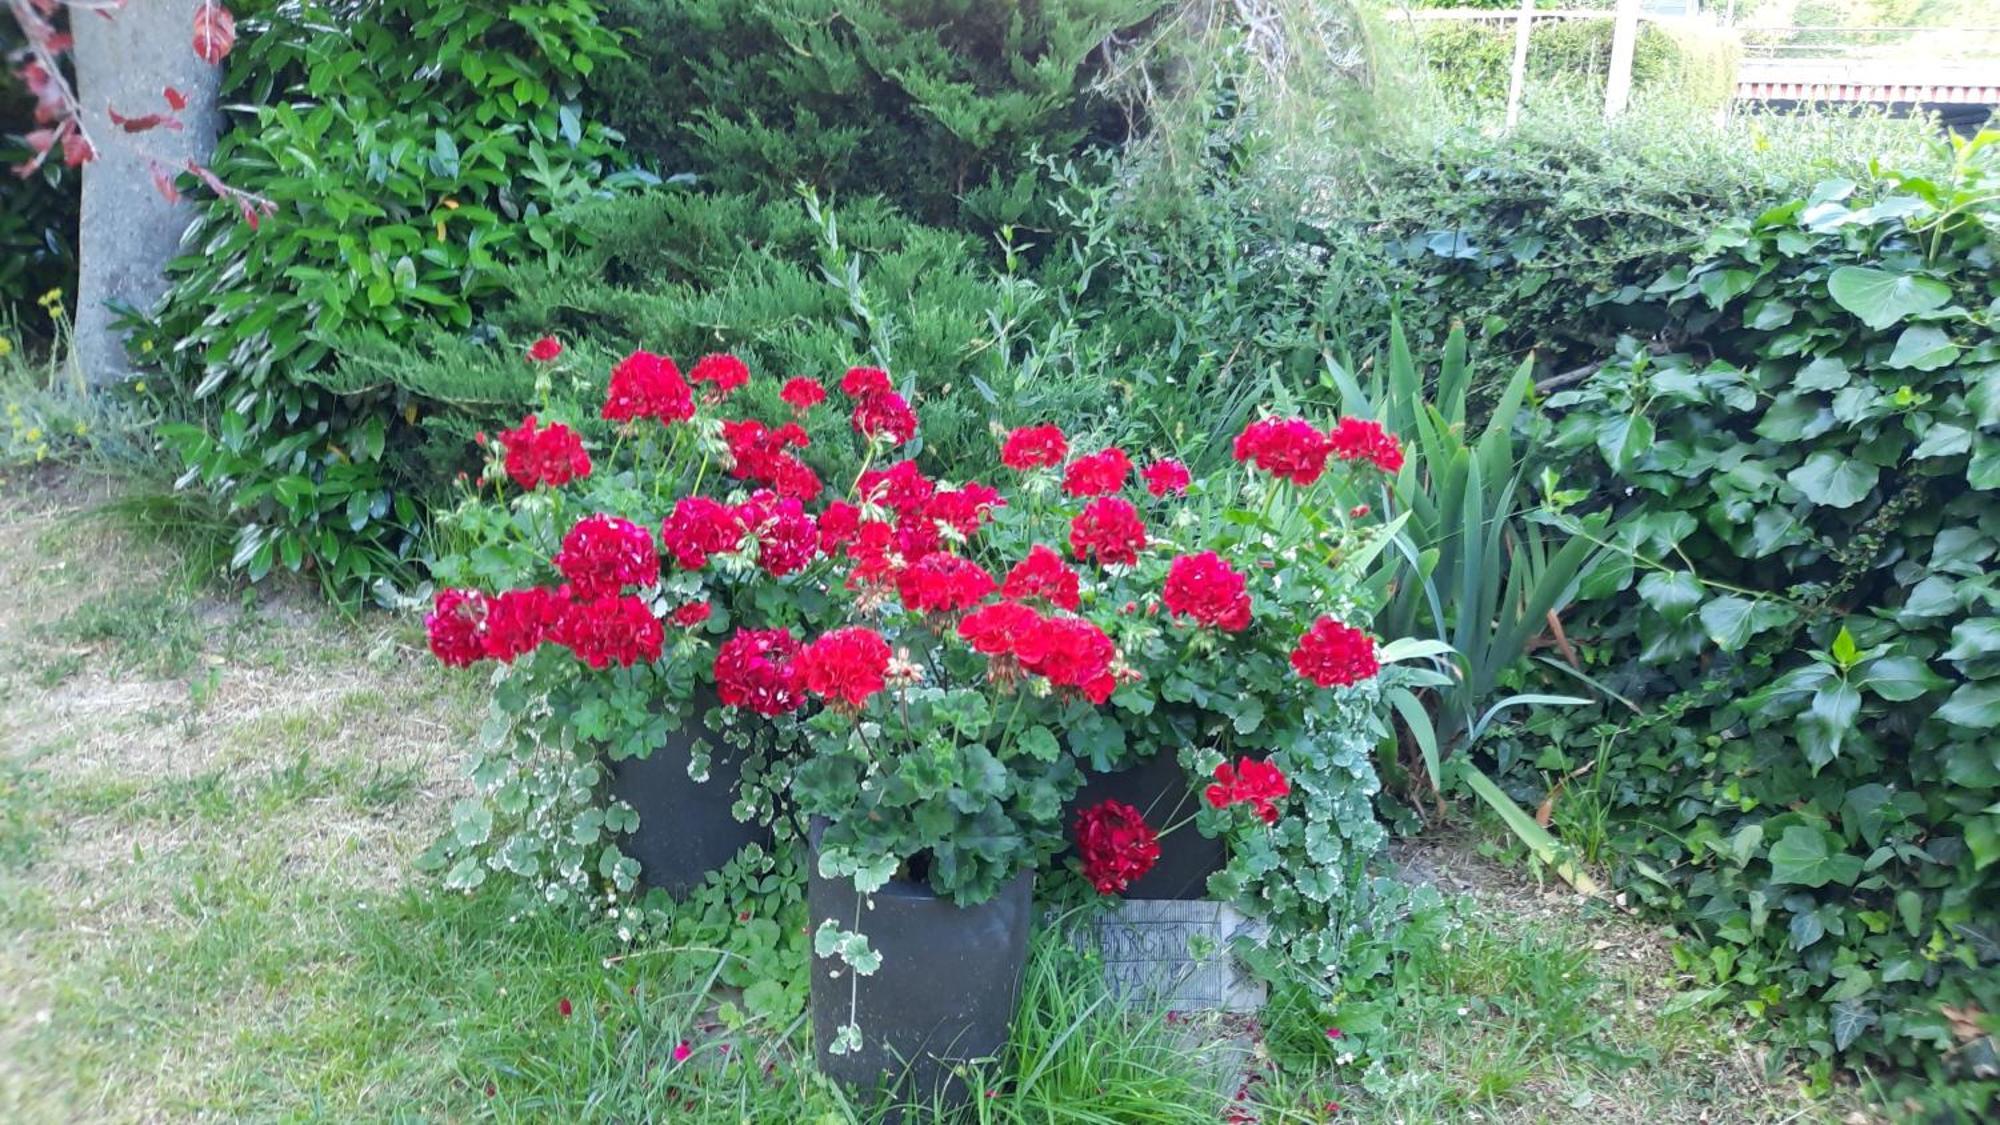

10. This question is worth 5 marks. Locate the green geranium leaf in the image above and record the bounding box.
[1825,266,1950,329]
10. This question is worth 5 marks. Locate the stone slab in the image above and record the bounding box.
[1087,898,1268,1012]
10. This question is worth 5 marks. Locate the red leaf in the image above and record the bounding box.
[108,107,176,134]
[164,86,188,111]
[150,162,181,205]
[191,3,236,66]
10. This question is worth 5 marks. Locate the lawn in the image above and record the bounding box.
[0,470,1868,1123]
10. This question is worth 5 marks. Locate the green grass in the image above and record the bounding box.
[0,475,1854,1122]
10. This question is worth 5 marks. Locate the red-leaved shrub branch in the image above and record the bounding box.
[7,0,271,226]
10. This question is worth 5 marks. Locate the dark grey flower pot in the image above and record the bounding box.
[1064,749,1226,900]
[807,836,1033,1113]
[606,689,772,899]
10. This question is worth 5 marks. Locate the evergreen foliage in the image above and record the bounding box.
[595,0,1169,228]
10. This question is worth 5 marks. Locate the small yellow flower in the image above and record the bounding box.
[135,380,149,394]
[37,288,62,307]
[74,421,88,436]
[25,427,42,442]
[141,340,155,353]
[0,336,14,359]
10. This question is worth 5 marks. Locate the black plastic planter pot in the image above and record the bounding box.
[807,840,1033,1112]
[1064,749,1226,900]
[607,689,772,899]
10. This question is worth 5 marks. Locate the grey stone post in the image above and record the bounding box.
[70,0,224,385]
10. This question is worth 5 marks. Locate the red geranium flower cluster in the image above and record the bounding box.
[1062,447,1131,497]
[603,350,694,424]
[1069,496,1146,567]
[841,366,892,397]
[1074,800,1161,895]
[795,627,892,709]
[1141,458,1190,498]
[1000,424,1068,471]
[553,593,666,669]
[780,376,827,413]
[1162,551,1252,632]
[498,415,591,490]
[661,496,745,570]
[1019,615,1118,703]
[897,552,997,614]
[1001,544,1081,610]
[484,587,571,662]
[1233,417,1334,486]
[554,515,659,598]
[1205,757,1290,824]
[1327,417,1405,473]
[957,600,1043,657]
[858,460,934,518]
[851,390,917,446]
[528,336,563,362]
[736,493,820,577]
[722,419,819,500]
[671,601,713,628]
[688,353,750,399]
[839,366,915,446]
[1291,616,1379,688]
[714,628,803,716]
[425,589,489,667]
[924,483,1003,539]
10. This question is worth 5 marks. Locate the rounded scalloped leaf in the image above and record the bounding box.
[1825,266,1951,331]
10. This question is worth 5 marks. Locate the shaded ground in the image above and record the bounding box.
[0,469,1872,1122]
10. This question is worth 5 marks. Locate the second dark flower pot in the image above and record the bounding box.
[807,839,1034,1112]
[607,689,773,899]
[1065,749,1226,900]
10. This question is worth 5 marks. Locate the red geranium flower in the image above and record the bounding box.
[924,483,1004,539]
[736,494,819,577]
[688,353,750,399]
[498,414,591,490]
[957,599,1045,656]
[771,455,823,503]
[1019,615,1118,703]
[426,588,487,667]
[843,521,904,588]
[1069,496,1146,567]
[795,627,892,709]
[527,335,563,362]
[602,350,694,424]
[851,390,917,446]
[1001,544,1081,611]
[1291,616,1379,688]
[1232,417,1334,486]
[1062,447,1132,497]
[554,514,660,599]
[780,376,827,412]
[1327,416,1405,473]
[897,552,996,614]
[660,496,745,570]
[1000,424,1068,471]
[482,586,569,662]
[714,628,804,716]
[721,418,811,487]
[1141,458,1191,498]
[840,365,893,398]
[858,460,935,518]
[670,601,713,629]
[1075,800,1161,895]
[552,594,664,669]
[818,501,863,552]
[1205,757,1290,824]
[1162,551,1252,632]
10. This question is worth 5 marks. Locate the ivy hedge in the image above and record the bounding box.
[1516,135,2000,1115]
